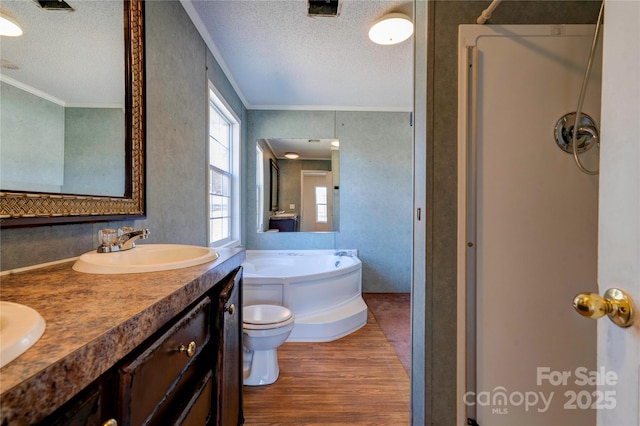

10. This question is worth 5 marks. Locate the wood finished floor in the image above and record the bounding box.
[362,293,411,375]
[242,310,410,425]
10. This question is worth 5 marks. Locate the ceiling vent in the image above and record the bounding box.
[33,0,75,11]
[308,0,341,17]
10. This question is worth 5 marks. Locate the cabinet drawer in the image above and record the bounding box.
[118,297,211,425]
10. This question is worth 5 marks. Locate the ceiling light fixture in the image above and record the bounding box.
[284,152,300,159]
[0,11,23,37]
[368,13,413,45]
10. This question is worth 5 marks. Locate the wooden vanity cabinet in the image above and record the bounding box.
[268,216,299,232]
[39,266,244,426]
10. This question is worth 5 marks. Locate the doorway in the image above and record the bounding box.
[300,170,333,232]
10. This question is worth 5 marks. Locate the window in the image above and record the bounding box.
[315,186,328,223]
[208,86,240,247]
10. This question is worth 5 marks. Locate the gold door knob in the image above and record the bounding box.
[226,303,235,316]
[179,341,197,357]
[102,420,118,426]
[573,288,634,328]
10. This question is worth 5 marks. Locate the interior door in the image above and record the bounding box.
[300,171,333,232]
[457,25,601,425]
[216,267,243,426]
[596,2,640,424]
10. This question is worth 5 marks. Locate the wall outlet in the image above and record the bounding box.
[289,204,295,209]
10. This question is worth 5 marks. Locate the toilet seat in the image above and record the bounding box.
[243,304,294,330]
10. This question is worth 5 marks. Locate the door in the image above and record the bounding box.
[597,2,640,424]
[300,170,333,232]
[216,267,243,426]
[457,25,601,425]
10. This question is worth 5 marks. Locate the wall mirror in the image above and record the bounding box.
[258,138,339,233]
[0,0,145,227]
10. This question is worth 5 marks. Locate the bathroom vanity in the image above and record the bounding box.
[0,248,245,425]
[268,213,299,232]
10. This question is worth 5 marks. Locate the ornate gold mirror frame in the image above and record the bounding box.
[0,0,145,228]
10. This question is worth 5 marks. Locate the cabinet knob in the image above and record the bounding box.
[179,341,197,357]
[102,420,118,426]
[226,303,235,316]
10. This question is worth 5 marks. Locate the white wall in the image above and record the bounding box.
[246,110,413,293]
[0,82,65,192]
[62,107,124,196]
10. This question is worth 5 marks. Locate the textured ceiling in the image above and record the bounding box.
[182,0,414,111]
[0,1,123,106]
[266,138,337,159]
[0,0,413,111]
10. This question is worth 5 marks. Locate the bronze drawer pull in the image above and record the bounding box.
[179,341,197,357]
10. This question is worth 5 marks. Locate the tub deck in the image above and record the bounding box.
[243,250,367,342]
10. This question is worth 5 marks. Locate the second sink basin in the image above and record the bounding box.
[73,244,219,274]
[0,301,46,368]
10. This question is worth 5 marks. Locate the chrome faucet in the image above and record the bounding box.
[117,228,150,250]
[335,250,352,257]
[97,228,150,253]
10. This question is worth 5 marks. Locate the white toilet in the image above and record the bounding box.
[242,304,295,386]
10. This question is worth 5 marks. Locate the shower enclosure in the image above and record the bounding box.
[457,25,601,425]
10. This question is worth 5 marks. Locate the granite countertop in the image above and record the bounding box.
[0,247,245,425]
[270,213,298,219]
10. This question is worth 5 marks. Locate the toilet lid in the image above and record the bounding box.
[243,304,293,325]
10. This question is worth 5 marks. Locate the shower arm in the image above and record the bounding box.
[476,0,502,25]
[571,1,604,176]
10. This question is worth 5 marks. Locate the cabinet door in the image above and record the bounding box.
[216,267,243,426]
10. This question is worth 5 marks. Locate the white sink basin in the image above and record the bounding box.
[0,301,46,368]
[72,244,219,274]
